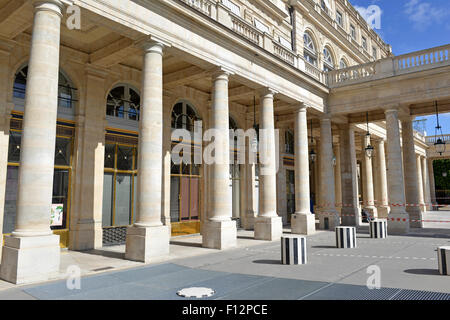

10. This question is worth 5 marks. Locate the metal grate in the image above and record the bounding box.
[391,290,450,300]
[103,226,127,246]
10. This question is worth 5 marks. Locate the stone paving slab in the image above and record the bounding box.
[1,216,450,300]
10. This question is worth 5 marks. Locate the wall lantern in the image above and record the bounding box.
[364,112,374,159]
[434,101,446,156]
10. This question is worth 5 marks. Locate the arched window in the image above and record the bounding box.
[303,32,317,66]
[171,101,200,132]
[323,47,334,72]
[339,58,348,69]
[285,130,294,154]
[106,84,140,121]
[13,65,77,109]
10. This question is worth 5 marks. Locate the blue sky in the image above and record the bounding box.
[349,0,450,135]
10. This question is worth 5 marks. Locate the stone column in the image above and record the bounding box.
[242,138,257,230]
[0,0,63,284]
[361,134,377,218]
[318,118,340,229]
[314,138,321,208]
[422,156,432,211]
[0,44,13,264]
[202,70,237,249]
[339,124,359,226]
[276,127,287,224]
[125,41,170,262]
[254,88,282,240]
[416,155,425,212]
[291,105,315,235]
[401,117,423,228]
[385,109,410,234]
[69,67,106,251]
[334,143,342,213]
[427,158,438,210]
[375,140,389,218]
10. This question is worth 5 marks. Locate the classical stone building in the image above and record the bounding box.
[0,0,448,283]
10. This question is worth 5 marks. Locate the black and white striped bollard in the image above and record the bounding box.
[369,219,388,239]
[437,246,450,276]
[335,226,356,248]
[281,236,307,265]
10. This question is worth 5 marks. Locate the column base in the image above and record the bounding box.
[376,206,390,219]
[241,210,256,230]
[291,213,316,235]
[407,210,424,228]
[387,212,410,234]
[254,216,282,241]
[202,220,237,249]
[318,211,340,230]
[69,220,103,251]
[341,207,359,226]
[363,206,378,219]
[125,225,170,263]
[0,234,60,284]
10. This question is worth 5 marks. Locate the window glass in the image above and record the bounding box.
[13,66,76,108]
[54,137,72,166]
[303,33,317,66]
[104,144,115,168]
[323,48,334,72]
[117,145,133,171]
[350,24,356,39]
[8,131,21,163]
[336,11,343,26]
[114,173,132,226]
[102,173,114,227]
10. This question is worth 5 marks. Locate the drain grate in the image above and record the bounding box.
[391,290,450,300]
[177,287,215,298]
[92,266,115,272]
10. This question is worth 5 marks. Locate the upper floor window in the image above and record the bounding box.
[171,101,200,132]
[222,0,240,16]
[13,65,77,109]
[106,85,140,121]
[336,10,343,27]
[372,46,378,60]
[339,58,348,69]
[362,36,368,50]
[303,32,317,66]
[350,24,356,40]
[285,130,294,154]
[321,0,331,14]
[254,18,269,34]
[279,36,292,49]
[323,47,334,72]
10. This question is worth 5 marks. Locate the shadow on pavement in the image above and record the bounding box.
[403,268,441,276]
[252,259,281,265]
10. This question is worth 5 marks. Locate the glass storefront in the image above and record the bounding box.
[4,115,74,246]
[102,136,138,228]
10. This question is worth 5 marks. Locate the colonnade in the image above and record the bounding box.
[0,0,437,285]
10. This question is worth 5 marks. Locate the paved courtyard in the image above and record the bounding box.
[0,210,449,300]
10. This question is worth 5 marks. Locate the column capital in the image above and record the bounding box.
[135,35,171,54]
[258,87,278,97]
[293,102,307,113]
[32,0,64,17]
[209,66,234,81]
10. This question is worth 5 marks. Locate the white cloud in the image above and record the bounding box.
[404,0,450,31]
